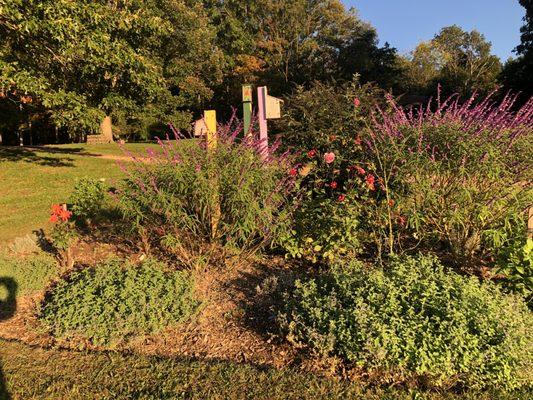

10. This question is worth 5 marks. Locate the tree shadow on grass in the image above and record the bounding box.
[0,146,102,167]
[0,277,17,400]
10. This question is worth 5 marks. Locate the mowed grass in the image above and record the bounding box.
[0,143,161,244]
[0,339,530,400]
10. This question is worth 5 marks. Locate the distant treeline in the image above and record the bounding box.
[0,0,531,144]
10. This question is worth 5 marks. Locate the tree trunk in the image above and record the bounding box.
[99,115,114,143]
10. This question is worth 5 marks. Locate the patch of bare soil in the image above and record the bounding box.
[0,241,309,370]
[132,257,299,368]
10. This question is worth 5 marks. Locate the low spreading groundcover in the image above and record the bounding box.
[38,258,199,345]
[279,254,533,390]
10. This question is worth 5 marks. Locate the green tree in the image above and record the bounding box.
[403,26,501,97]
[205,0,400,109]
[501,0,533,99]
[0,0,222,143]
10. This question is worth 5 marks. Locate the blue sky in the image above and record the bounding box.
[344,0,525,60]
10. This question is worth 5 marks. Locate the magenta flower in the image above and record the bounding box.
[323,152,336,164]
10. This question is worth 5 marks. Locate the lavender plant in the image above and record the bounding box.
[115,116,296,265]
[365,90,533,265]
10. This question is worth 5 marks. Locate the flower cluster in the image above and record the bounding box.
[50,204,72,223]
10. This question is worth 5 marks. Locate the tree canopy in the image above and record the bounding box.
[0,1,521,144]
[400,25,501,97]
[501,0,533,99]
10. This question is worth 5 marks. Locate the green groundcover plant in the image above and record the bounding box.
[39,258,199,346]
[279,254,533,390]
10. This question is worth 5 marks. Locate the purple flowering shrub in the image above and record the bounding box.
[115,117,296,265]
[365,90,533,264]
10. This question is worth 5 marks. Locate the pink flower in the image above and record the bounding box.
[323,152,336,164]
[330,181,338,189]
[353,98,361,108]
[354,136,362,145]
[355,166,366,176]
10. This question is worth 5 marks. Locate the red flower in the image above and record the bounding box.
[353,98,361,108]
[324,152,336,164]
[330,181,338,189]
[355,166,366,176]
[355,136,362,145]
[60,210,72,222]
[51,204,63,215]
[50,203,72,223]
[366,174,376,191]
[307,149,317,158]
[337,194,346,202]
[289,168,298,177]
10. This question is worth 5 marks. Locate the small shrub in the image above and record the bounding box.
[276,79,386,262]
[0,251,57,294]
[115,120,295,264]
[69,177,107,225]
[496,238,533,303]
[39,258,199,345]
[279,254,533,389]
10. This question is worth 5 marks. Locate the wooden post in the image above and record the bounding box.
[242,84,253,137]
[527,206,533,239]
[257,86,268,154]
[204,110,220,239]
[204,110,217,151]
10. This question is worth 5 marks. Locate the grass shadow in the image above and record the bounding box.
[0,277,17,400]
[0,146,101,167]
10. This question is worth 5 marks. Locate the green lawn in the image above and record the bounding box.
[0,339,530,400]
[0,143,160,244]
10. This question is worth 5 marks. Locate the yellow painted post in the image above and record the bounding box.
[203,110,220,239]
[204,110,217,151]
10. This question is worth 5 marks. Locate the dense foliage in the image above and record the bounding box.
[400,26,502,97]
[496,238,533,302]
[39,258,199,345]
[0,0,221,142]
[279,254,533,390]
[116,123,295,264]
[1,0,515,144]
